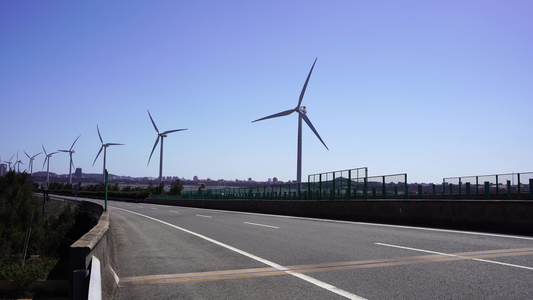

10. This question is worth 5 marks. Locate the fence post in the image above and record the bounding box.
[466,182,471,200]
[485,181,490,200]
[432,184,436,200]
[496,175,499,194]
[507,180,511,200]
[348,170,352,199]
[517,173,521,194]
[418,185,422,199]
[372,187,376,199]
[530,179,533,200]
[363,177,368,200]
[382,176,386,199]
[394,186,398,199]
[449,183,453,200]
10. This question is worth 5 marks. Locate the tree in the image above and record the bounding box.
[168,179,184,195]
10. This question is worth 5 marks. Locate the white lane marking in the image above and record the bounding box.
[151,207,158,210]
[244,222,279,229]
[376,243,533,271]
[196,214,212,218]
[164,206,533,241]
[137,206,143,208]
[115,207,366,300]
[169,210,179,213]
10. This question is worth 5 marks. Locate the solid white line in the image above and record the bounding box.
[114,207,366,300]
[375,243,533,271]
[244,222,279,229]
[196,214,212,218]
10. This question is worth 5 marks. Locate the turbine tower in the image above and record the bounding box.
[42,145,58,189]
[59,135,81,184]
[93,125,123,182]
[147,110,188,186]
[24,151,42,176]
[252,58,328,184]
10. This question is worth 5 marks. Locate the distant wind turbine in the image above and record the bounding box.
[147,110,188,186]
[42,145,59,188]
[93,125,124,182]
[24,151,42,176]
[252,58,328,184]
[4,154,14,171]
[59,135,81,184]
[13,151,24,173]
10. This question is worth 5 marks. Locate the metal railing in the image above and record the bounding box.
[442,172,533,199]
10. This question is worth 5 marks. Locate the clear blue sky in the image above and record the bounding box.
[1,1,532,184]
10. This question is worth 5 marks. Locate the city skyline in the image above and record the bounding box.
[1,1,532,184]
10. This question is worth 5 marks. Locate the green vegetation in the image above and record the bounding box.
[0,171,85,298]
[45,178,184,198]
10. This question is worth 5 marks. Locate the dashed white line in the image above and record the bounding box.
[376,243,533,271]
[196,214,212,218]
[151,207,158,210]
[169,210,179,213]
[116,207,366,300]
[244,222,279,229]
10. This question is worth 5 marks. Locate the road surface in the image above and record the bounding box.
[107,200,533,299]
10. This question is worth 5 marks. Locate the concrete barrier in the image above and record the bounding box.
[69,201,117,300]
[145,198,533,236]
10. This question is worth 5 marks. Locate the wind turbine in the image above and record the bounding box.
[42,145,59,189]
[59,135,81,184]
[4,154,14,171]
[24,151,42,176]
[147,110,188,186]
[13,152,24,173]
[252,58,328,184]
[93,125,123,182]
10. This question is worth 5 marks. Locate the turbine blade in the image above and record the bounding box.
[70,134,81,150]
[252,108,295,123]
[97,125,103,143]
[42,156,48,170]
[297,57,318,108]
[58,150,70,152]
[162,128,188,135]
[49,152,59,156]
[148,136,160,165]
[32,152,42,159]
[147,110,160,133]
[42,145,47,156]
[93,146,103,166]
[300,112,329,150]
[24,151,30,159]
[105,143,124,146]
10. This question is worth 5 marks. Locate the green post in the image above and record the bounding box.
[507,180,511,200]
[372,187,376,199]
[432,184,436,200]
[418,185,422,199]
[347,170,352,199]
[517,173,521,194]
[104,169,108,212]
[332,172,336,200]
[394,186,398,199]
[496,175,499,194]
[466,182,471,200]
[484,181,490,200]
[529,179,533,200]
[382,176,386,199]
[449,183,453,200]
[363,177,368,200]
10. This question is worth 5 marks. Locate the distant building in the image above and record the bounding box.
[75,168,82,179]
[0,163,6,176]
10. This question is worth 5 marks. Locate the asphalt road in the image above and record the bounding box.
[107,200,533,299]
